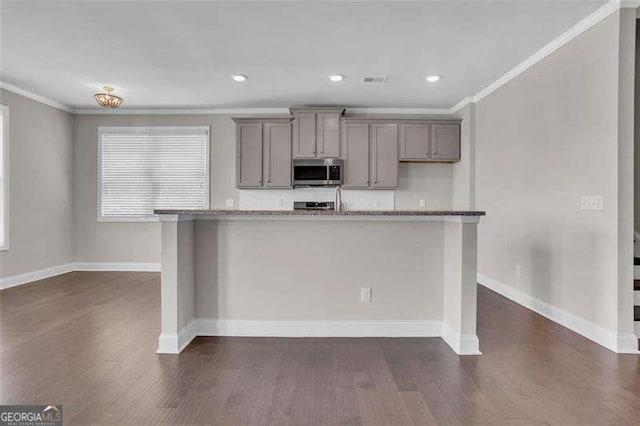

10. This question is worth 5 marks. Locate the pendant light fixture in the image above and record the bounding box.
[94,86,123,108]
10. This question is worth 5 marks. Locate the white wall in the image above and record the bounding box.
[74,114,456,264]
[0,89,74,279]
[475,11,634,341]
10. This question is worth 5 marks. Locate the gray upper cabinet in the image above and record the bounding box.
[370,123,398,189]
[291,108,344,159]
[430,123,460,161]
[292,112,316,158]
[236,122,263,188]
[399,123,430,160]
[234,118,292,189]
[342,122,370,188]
[316,112,341,158]
[263,122,292,188]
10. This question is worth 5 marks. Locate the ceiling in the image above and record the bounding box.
[0,0,608,110]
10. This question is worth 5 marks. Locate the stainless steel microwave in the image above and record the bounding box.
[293,158,343,187]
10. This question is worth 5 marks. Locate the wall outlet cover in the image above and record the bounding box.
[419,199,426,208]
[580,195,603,210]
[225,199,234,208]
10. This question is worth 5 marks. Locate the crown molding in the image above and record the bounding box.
[0,81,73,113]
[347,107,451,115]
[449,0,625,113]
[73,107,291,115]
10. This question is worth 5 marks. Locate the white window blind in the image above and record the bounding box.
[99,126,209,220]
[0,105,8,250]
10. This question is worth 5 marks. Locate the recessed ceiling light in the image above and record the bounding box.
[426,75,440,83]
[232,74,247,82]
[329,74,344,82]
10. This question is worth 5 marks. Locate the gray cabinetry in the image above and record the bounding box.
[342,122,370,188]
[316,112,341,158]
[234,118,292,189]
[263,122,292,188]
[399,123,430,160]
[430,123,460,161]
[342,121,399,189]
[292,112,316,158]
[291,108,344,159]
[236,122,263,188]
[370,123,398,188]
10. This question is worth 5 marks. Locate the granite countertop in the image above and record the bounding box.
[154,209,485,216]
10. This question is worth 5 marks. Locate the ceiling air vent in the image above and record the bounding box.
[362,76,388,83]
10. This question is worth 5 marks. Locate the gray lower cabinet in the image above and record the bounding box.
[370,123,398,188]
[263,122,292,188]
[235,119,292,188]
[399,123,430,160]
[291,109,343,158]
[342,122,370,188]
[430,123,460,161]
[236,122,263,188]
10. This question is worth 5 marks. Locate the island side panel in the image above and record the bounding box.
[442,220,480,355]
[157,216,196,354]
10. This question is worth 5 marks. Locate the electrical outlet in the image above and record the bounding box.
[360,286,372,303]
[225,199,234,208]
[373,200,381,209]
[580,195,603,210]
[277,198,284,209]
[515,264,522,277]
[419,199,426,208]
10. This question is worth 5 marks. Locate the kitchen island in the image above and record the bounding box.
[155,209,485,355]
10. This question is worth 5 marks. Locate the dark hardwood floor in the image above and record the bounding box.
[1,272,640,425]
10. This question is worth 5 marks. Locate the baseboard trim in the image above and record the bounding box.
[441,322,482,355]
[73,262,161,272]
[478,273,639,354]
[0,262,162,291]
[156,322,197,354]
[160,319,481,356]
[0,263,74,290]
[194,319,442,338]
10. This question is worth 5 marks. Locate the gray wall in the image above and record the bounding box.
[194,220,444,321]
[475,11,629,333]
[635,19,640,232]
[0,89,75,278]
[74,114,455,264]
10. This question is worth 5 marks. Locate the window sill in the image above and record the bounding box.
[97,216,160,223]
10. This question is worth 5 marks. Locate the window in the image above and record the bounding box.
[98,126,209,221]
[0,105,8,250]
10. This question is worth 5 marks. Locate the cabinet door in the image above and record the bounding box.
[342,122,370,188]
[292,112,316,158]
[430,123,460,161]
[399,123,429,160]
[263,122,292,188]
[236,123,263,188]
[316,112,341,158]
[371,123,398,189]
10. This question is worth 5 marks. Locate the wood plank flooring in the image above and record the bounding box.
[1,271,640,425]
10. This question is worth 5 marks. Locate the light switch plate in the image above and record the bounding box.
[580,195,603,210]
[419,199,426,208]
[360,287,372,303]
